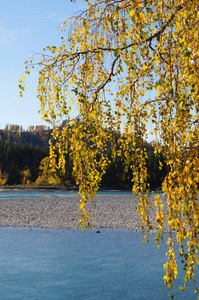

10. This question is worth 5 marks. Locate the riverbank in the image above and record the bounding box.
[0,193,170,231]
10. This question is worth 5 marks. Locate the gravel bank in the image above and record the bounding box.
[0,194,170,231]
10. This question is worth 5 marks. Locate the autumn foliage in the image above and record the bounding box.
[20,0,199,297]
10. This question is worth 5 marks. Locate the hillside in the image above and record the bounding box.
[0,124,52,147]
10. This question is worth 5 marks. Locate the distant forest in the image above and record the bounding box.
[0,124,52,147]
[0,124,166,189]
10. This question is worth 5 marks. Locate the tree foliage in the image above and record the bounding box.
[0,124,52,147]
[0,143,49,185]
[21,168,31,186]
[0,170,8,186]
[20,0,199,297]
[36,156,62,186]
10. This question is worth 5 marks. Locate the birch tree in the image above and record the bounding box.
[19,0,199,297]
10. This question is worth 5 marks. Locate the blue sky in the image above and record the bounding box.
[0,0,86,129]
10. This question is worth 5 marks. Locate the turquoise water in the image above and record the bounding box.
[0,190,135,199]
[0,189,164,199]
[0,190,78,199]
[0,228,198,300]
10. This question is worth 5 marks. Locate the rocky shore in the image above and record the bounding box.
[0,193,170,231]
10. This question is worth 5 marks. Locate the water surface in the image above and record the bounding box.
[0,228,197,300]
[0,189,164,199]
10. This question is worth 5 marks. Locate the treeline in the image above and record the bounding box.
[0,143,49,185]
[0,124,167,189]
[0,124,52,147]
